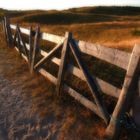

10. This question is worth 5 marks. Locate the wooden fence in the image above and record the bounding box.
[2,17,140,140]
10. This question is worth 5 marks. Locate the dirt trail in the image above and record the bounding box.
[0,62,61,140]
[0,26,63,140]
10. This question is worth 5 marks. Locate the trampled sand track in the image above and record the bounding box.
[0,26,62,140]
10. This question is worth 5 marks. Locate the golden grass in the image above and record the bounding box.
[11,20,140,51]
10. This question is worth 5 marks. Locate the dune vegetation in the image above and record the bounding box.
[1,6,140,50]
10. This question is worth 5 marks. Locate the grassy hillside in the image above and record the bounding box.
[1,6,140,24]
[68,6,140,15]
[1,6,140,49]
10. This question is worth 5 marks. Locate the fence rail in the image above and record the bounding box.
[2,17,140,140]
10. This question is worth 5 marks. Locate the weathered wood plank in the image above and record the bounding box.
[6,18,13,46]
[2,19,7,43]
[13,28,23,56]
[13,26,18,46]
[42,31,130,69]
[56,32,71,96]
[30,26,40,73]
[11,24,64,43]
[63,84,104,119]
[105,44,140,140]
[10,24,30,35]
[69,39,110,124]
[15,44,57,85]
[34,42,63,69]
[4,17,10,45]
[41,32,64,44]
[15,47,28,62]
[29,26,33,70]
[76,40,131,70]
[17,25,29,59]
[67,64,121,98]
[38,68,57,84]
[40,50,61,65]
[17,31,22,56]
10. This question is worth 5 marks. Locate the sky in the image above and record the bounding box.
[0,0,140,10]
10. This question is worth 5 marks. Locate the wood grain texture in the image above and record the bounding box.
[67,64,121,98]
[56,32,71,96]
[30,26,40,73]
[17,25,29,59]
[4,17,10,45]
[6,18,13,47]
[29,26,33,70]
[69,39,110,124]
[15,47,28,62]
[2,19,7,43]
[76,40,130,69]
[41,32,64,44]
[38,68,57,84]
[105,44,140,140]
[10,24,30,35]
[34,42,63,69]
[13,25,18,46]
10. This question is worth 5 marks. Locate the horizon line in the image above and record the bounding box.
[1,4,140,11]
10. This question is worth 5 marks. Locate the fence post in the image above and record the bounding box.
[30,26,40,74]
[2,17,7,43]
[17,26,23,56]
[56,32,71,96]
[3,17,9,44]
[4,17,13,47]
[13,25,18,48]
[17,25,29,60]
[29,26,33,70]
[105,44,140,140]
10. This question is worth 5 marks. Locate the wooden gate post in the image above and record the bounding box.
[105,44,140,140]
[29,26,33,69]
[2,17,7,43]
[4,17,13,47]
[56,32,72,96]
[30,26,40,74]
[3,17,9,44]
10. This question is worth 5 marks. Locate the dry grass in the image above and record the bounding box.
[11,20,140,51]
[6,6,140,50]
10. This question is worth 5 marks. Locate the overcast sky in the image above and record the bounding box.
[0,0,140,10]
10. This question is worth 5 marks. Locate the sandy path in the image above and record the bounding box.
[0,65,59,140]
[0,74,64,140]
[0,27,62,140]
